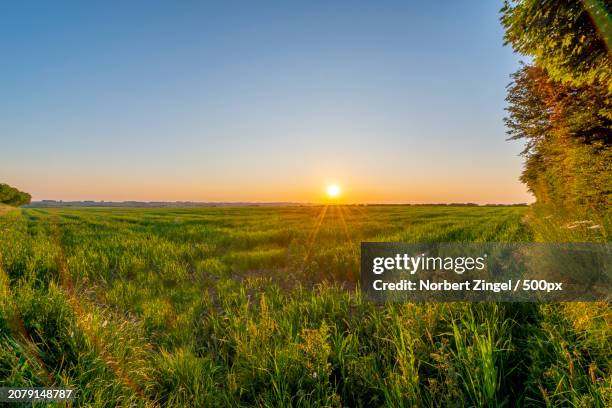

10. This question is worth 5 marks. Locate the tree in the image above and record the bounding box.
[0,183,31,206]
[501,0,612,89]
[502,1,611,216]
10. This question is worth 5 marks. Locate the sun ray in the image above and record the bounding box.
[301,205,329,271]
[337,205,351,243]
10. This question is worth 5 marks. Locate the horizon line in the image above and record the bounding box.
[26,199,530,207]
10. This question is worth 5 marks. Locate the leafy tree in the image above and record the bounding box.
[506,64,611,213]
[0,183,31,206]
[501,0,612,88]
[502,1,611,216]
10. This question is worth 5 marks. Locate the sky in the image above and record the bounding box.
[0,1,533,204]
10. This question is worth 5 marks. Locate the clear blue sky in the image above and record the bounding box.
[0,1,532,203]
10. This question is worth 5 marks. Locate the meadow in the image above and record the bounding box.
[0,205,609,407]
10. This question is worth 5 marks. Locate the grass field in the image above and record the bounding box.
[0,206,609,407]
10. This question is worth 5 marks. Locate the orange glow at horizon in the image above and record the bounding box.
[3,166,534,205]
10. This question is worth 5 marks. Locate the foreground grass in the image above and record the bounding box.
[0,206,609,407]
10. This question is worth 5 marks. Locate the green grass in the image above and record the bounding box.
[0,205,609,407]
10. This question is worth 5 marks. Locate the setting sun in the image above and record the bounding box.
[326,184,341,198]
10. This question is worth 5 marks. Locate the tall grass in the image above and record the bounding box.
[0,205,609,406]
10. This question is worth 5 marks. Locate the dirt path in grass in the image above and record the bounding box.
[47,210,157,406]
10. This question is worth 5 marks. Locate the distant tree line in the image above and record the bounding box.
[501,0,611,216]
[0,183,31,206]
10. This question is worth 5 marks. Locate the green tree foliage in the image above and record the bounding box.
[0,183,31,206]
[502,1,612,216]
[501,0,612,88]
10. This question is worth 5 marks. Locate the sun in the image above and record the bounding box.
[326,184,341,198]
